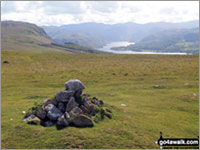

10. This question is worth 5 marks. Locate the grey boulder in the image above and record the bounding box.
[36,108,46,119]
[45,104,63,121]
[73,114,93,127]
[58,102,65,113]
[69,107,82,118]
[66,97,79,112]
[65,79,85,92]
[45,104,54,111]
[57,112,70,127]
[56,90,74,102]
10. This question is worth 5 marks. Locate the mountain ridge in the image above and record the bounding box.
[43,20,199,48]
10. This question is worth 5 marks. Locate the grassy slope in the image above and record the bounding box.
[1,51,199,149]
[1,21,101,54]
[2,40,72,54]
[2,40,102,54]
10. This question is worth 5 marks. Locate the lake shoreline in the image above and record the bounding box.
[97,41,189,55]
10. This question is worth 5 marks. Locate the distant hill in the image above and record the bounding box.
[1,21,102,53]
[43,20,199,48]
[111,28,199,54]
[53,32,107,48]
[140,28,199,43]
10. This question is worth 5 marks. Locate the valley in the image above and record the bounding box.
[1,20,199,54]
[1,1,199,149]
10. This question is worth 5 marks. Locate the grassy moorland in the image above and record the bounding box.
[1,21,101,54]
[1,51,199,149]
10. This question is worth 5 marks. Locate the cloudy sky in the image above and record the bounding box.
[1,1,199,26]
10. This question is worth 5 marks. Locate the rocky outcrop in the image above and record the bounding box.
[23,79,112,128]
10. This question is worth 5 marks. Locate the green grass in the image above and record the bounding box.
[2,40,71,54]
[2,21,102,54]
[2,40,102,54]
[1,51,199,149]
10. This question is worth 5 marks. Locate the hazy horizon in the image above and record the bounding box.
[2,19,199,27]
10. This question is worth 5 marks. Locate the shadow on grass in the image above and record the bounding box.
[56,124,66,130]
[56,123,93,130]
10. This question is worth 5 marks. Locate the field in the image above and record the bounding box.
[1,51,199,149]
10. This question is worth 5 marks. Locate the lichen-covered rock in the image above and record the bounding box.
[56,90,75,102]
[23,115,41,124]
[45,104,63,121]
[57,112,70,127]
[66,97,79,112]
[36,108,46,119]
[69,107,82,117]
[65,79,85,92]
[73,114,93,127]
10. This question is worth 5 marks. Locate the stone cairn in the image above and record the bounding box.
[23,79,112,128]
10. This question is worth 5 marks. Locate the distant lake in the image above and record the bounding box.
[98,41,187,55]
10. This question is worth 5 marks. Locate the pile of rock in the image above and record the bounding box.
[23,79,112,128]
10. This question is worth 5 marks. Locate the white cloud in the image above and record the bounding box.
[86,1,120,13]
[1,1,199,26]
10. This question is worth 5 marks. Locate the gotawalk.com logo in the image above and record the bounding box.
[155,132,199,149]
